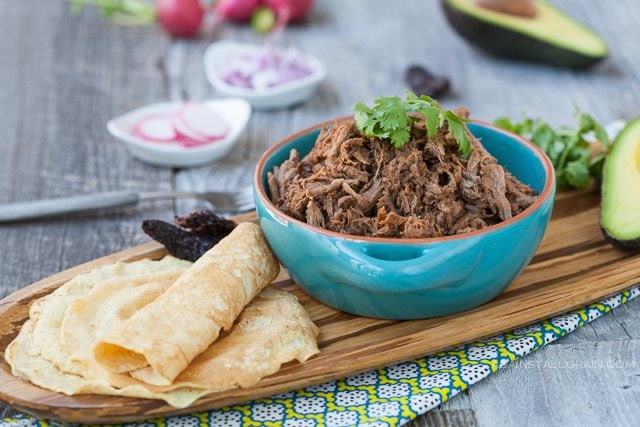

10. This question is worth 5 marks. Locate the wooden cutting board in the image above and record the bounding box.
[1,190,639,423]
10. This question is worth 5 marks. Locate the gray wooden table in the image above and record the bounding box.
[1,0,639,425]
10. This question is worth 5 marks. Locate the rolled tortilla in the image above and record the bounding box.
[7,275,318,409]
[93,222,279,385]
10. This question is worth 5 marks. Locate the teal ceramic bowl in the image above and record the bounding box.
[254,120,555,319]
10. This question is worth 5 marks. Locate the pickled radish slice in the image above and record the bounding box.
[179,103,230,139]
[132,103,230,148]
[134,116,178,142]
[172,115,213,145]
[177,135,212,148]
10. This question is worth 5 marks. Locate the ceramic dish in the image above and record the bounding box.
[254,119,556,319]
[204,40,326,110]
[107,98,251,168]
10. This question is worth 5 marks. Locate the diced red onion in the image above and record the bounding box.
[220,47,314,91]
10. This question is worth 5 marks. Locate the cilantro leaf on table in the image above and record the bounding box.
[564,160,591,189]
[494,111,611,189]
[352,92,471,155]
[70,0,156,26]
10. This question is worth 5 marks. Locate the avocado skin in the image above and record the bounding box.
[600,226,640,251]
[441,0,606,69]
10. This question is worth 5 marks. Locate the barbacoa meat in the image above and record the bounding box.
[267,109,538,238]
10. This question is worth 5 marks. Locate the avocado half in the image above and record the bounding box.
[442,0,608,69]
[601,118,640,250]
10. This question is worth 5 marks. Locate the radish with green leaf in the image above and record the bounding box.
[215,0,261,21]
[157,0,205,38]
[69,0,314,37]
[251,0,314,33]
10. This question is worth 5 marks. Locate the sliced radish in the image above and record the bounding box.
[172,114,214,145]
[178,103,230,139]
[177,134,215,148]
[134,116,178,142]
[131,103,230,149]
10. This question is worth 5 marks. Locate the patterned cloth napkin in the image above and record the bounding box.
[3,286,639,427]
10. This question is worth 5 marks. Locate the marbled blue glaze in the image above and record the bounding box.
[255,122,555,319]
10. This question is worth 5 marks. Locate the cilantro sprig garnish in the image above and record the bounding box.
[494,112,611,189]
[352,92,471,156]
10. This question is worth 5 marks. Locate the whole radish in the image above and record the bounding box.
[251,0,314,33]
[263,0,314,22]
[157,0,205,38]
[215,0,261,22]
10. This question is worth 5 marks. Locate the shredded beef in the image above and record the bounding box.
[267,111,539,238]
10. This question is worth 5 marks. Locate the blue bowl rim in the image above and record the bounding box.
[254,116,555,244]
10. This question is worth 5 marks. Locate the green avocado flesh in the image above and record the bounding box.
[601,118,640,249]
[443,0,608,68]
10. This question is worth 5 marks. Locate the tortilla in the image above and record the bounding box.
[5,256,206,408]
[5,256,318,408]
[27,257,192,377]
[61,268,188,373]
[160,287,319,390]
[93,222,280,385]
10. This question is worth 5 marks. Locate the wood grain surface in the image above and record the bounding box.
[1,0,640,424]
[1,192,639,423]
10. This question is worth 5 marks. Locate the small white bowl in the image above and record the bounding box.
[204,40,326,110]
[107,98,251,168]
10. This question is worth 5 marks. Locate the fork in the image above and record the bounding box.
[0,186,255,223]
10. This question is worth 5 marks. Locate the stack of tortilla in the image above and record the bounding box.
[5,223,319,408]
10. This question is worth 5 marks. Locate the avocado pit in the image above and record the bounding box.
[475,0,537,18]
